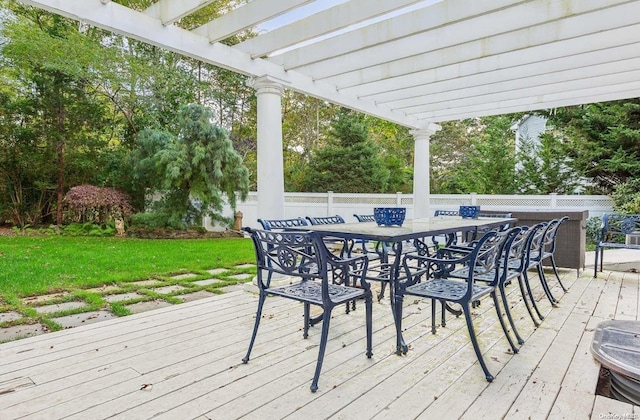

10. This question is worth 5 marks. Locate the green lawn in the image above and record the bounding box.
[0,235,256,336]
[0,235,255,299]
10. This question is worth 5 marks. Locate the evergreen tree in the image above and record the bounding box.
[303,109,389,193]
[133,104,249,228]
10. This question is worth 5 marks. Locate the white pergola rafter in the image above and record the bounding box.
[192,0,315,43]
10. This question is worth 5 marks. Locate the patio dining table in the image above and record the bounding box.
[293,216,517,355]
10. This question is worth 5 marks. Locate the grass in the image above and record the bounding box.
[0,235,254,298]
[0,235,256,338]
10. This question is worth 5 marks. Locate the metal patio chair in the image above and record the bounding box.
[397,229,517,382]
[242,228,372,392]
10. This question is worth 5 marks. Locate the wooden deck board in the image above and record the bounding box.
[1,268,639,420]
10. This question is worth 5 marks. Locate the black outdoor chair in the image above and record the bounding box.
[443,226,526,347]
[242,228,372,392]
[397,229,518,382]
[306,215,351,257]
[523,221,559,306]
[523,217,570,307]
[508,223,549,325]
[257,217,308,231]
[538,216,569,293]
[353,214,375,223]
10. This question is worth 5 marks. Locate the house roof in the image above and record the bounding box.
[21,0,640,129]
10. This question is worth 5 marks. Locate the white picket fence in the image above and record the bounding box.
[212,192,613,230]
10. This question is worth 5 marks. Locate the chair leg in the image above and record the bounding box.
[537,264,558,305]
[243,292,266,364]
[304,303,310,339]
[431,298,437,334]
[498,286,525,345]
[517,274,540,327]
[594,247,599,278]
[522,272,545,321]
[310,308,333,393]
[365,293,373,358]
[378,281,387,301]
[462,304,494,382]
[549,255,568,292]
[492,291,519,353]
[441,301,447,328]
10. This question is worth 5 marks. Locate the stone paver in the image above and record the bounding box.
[171,273,197,280]
[220,284,247,293]
[234,264,256,269]
[33,301,89,314]
[127,279,164,287]
[22,292,69,305]
[176,291,215,302]
[228,273,252,281]
[1,324,47,342]
[85,285,121,294]
[52,311,118,329]
[125,300,173,314]
[0,311,23,323]
[103,292,144,303]
[152,285,187,295]
[207,268,228,275]
[192,278,223,286]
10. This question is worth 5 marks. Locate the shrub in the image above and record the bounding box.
[129,212,174,229]
[64,185,133,225]
[586,216,602,245]
[62,222,116,237]
[611,178,640,214]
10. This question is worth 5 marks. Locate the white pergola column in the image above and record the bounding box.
[411,128,438,219]
[248,75,286,220]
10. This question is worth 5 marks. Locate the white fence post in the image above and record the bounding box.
[396,192,402,206]
[327,191,334,215]
[550,192,558,208]
[471,192,477,206]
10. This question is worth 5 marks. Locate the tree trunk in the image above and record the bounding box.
[56,139,65,224]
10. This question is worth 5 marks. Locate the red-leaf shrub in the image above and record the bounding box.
[63,185,133,224]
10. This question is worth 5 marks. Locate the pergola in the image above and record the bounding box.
[21,0,640,219]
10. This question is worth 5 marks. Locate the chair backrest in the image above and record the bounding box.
[245,228,320,285]
[457,230,505,296]
[306,215,346,225]
[257,217,308,231]
[473,227,521,287]
[434,209,459,216]
[354,214,375,222]
[526,221,549,264]
[542,216,569,255]
[506,224,541,273]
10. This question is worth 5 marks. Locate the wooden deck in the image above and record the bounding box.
[1,267,639,419]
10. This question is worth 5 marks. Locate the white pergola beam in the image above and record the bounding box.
[356,40,640,104]
[401,69,640,114]
[271,0,525,70]
[280,0,627,76]
[234,0,428,58]
[381,56,640,110]
[19,0,429,130]
[192,0,315,43]
[144,0,217,26]
[416,82,640,122]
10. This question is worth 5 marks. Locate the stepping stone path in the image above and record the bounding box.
[152,285,187,295]
[103,292,144,303]
[34,301,89,314]
[0,263,257,343]
[125,300,173,314]
[52,311,118,328]
[192,278,223,286]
